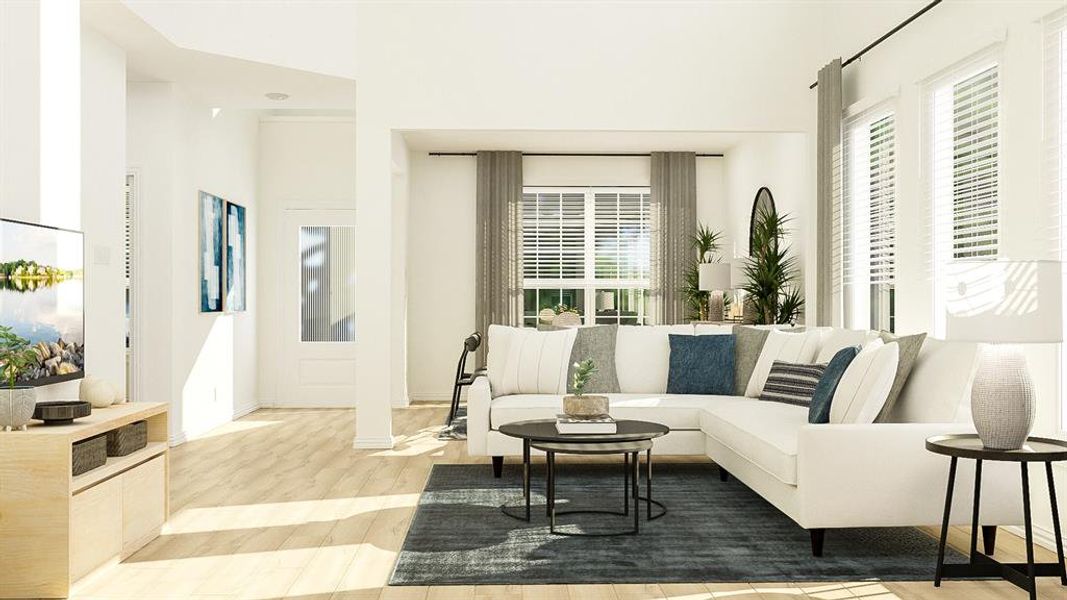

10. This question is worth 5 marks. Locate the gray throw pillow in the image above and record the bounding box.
[875,331,927,422]
[732,325,770,396]
[566,325,621,394]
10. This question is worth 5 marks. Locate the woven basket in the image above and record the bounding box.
[107,420,147,457]
[72,434,107,476]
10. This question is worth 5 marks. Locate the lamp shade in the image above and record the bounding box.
[944,260,1063,343]
[698,262,731,292]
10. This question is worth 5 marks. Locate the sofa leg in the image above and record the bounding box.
[718,467,730,482]
[492,456,503,478]
[982,525,997,555]
[810,529,825,557]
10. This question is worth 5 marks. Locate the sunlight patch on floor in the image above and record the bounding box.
[189,418,282,440]
[164,493,420,534]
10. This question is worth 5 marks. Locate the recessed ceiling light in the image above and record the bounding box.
[265,92,289,101]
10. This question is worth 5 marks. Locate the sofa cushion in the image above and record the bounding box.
[887,338,983,423]
[701,400,808,485]
[830,339,898,424]
[809,346,860,424]
[667,334,735,395]
[745,329,822,398]
[759,360,826,408]
[874,331,927,422]
[815,329,879,363]
[732,325,770,396]
[494,326,578,396]
[566,325,621,394]
[615,325,695,393]
[490,393,746,430]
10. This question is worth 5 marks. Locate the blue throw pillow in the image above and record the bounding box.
[808,345,860,424]
[666,334,735,395]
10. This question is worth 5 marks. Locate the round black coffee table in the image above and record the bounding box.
[926,434,1067,600]
[498,419,669,526]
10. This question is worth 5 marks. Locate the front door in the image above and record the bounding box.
[280,209,357,406]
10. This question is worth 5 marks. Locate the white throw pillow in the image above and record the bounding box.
[492,326,578,396]
[815,328,881,363]
[829,339,899,424]
[744,329,823,398]
[615,325,694,393]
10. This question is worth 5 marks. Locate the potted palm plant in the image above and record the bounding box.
[562,359,608,417]
[742,204,804,325]
[0,326,39,431]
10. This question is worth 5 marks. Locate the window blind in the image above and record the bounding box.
[946,65,1000,260]
[522,191,585,279]
[842,105,896,330]
[594,191,651,280]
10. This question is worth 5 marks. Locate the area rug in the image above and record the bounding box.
[390,463,966,585]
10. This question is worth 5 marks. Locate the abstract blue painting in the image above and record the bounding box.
[226,201,247,312]
[199,191,224,312]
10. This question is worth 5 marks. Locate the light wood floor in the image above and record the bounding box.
[69,405,1064,600]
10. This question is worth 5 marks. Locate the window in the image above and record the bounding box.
[299,226,356,342]
[926,51,1001,335]
[522,187,651,327]
[843,107,897,332]
[1045,8,1066,430]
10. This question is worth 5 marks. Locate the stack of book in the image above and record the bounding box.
[555,414,617,434]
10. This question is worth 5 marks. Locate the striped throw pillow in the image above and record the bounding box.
[759,360,827,407]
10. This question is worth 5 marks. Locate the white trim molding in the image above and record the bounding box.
[353,434,395,450]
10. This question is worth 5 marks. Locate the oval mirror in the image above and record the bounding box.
[748,187,776,254]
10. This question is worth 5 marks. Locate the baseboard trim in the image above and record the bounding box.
[409,393,452,403]
[233,403,259,419]
[259,400,356,409]
[1004,524,1058,553]
[353,435,395,449]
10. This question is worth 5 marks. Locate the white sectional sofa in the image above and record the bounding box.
[466,323,1024,555]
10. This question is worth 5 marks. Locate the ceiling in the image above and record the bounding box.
[82,1,357,111]
[401,129,800,154]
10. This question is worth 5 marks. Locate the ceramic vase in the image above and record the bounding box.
[562,395,609,418]
[80,376,116,409]
[0,386,37,431]
[971,345,1034,450]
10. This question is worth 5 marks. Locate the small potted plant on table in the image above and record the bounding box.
[562,359,608,418]
[0,326,39,431]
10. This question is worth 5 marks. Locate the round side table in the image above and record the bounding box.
[926,434,1067,600]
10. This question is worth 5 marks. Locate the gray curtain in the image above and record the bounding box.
[475,151,523,365]
[650,151,696,325]
[816,59,842,327]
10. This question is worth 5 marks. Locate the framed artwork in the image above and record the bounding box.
[199,191,224,312]
[225,201,247,312]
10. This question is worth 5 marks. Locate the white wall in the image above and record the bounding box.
[406,153,726,400]
[256,118,357,407]
[0,0,39,223]
[0,5,126,402]
[127,82,260,442]
[80,26,127,401]
[838,0,1065,547]
[722,134,811,312]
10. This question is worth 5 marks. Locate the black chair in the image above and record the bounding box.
[447,332,485,426]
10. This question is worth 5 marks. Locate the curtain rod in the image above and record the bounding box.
[809,0,942,90]
[428,152,724,158]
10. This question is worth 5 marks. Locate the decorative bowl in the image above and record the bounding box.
[33,401,92,425]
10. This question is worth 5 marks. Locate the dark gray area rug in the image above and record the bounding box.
[391,462,966,585]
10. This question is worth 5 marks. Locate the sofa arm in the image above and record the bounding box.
[796,423,1021,528]
[466,375,492,456]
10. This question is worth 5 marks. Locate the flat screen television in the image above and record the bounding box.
[0,218,84,386]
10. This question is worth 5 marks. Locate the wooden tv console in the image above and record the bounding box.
[0,402,168,599]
